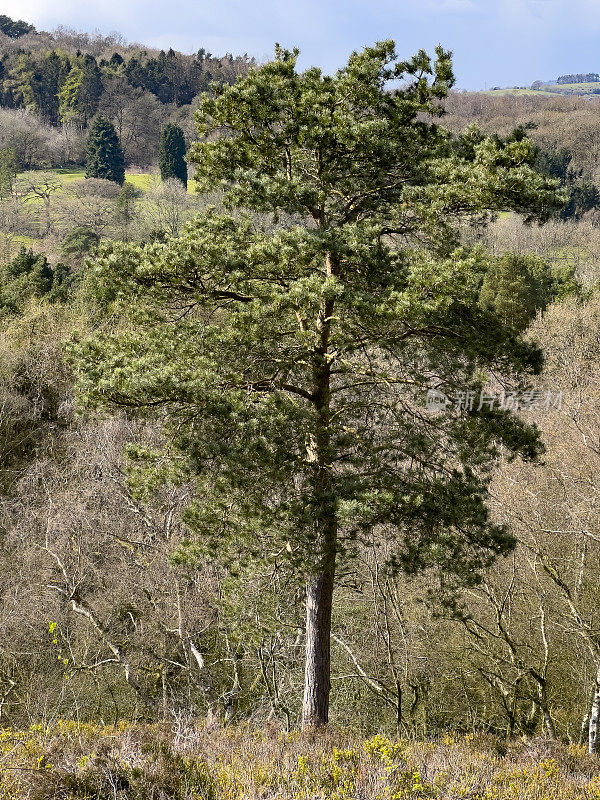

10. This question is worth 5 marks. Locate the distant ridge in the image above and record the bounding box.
[488,73,600,96]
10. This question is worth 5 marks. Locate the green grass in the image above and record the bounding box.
[18,168,155,192]
[125,172,154,191]
[1,233,36,247]
[18,169,200,195]
[0,233,41,262]
[542,81,600,94]
[127,171,199,195]
[484,88,548,96]
[53,168,85,183]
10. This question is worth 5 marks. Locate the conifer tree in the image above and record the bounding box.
[71,43,559,728]
[0,246,69,312]
[85,115,125,185]
[159,123,187,188]
[479,252,578,331]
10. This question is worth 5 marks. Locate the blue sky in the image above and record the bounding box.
[5,0,600,89]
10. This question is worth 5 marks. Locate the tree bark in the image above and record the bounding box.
[301,413,337,728]
[301,251,337,729]
[302,566,335,727]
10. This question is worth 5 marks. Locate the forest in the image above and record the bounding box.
[3,12,600,799]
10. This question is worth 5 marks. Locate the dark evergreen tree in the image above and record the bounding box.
[85,115,125,185]
[534,147,572,182]
[108,52,124,68]
[534,145,600,220]
[561,181,600,219]
[0,15,35,38]
[158,123,187,187]
[78,54,103,123]
[61,226,100,259]
[479,253,578,331]
[0,247,70,312]
[27,51,67,124]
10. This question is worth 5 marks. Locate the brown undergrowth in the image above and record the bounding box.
[0,721,598,799]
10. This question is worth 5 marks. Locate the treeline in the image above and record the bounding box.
[1,45,254,122]
[557,73,599,84]
[0,15,254,169]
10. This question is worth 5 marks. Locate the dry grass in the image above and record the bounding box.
[0,722,598,799]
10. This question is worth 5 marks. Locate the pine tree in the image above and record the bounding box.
[71,43,559,728]
[158,123,187,188]
[85,115,125,185]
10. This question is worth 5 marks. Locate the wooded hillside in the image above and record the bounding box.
[2,22,600,775]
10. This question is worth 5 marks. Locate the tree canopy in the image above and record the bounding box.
[479,252,578,331]
[0,246,70,312]
[0,14,35,39]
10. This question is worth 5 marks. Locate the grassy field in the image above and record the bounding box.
[124,171,154,191]
[539,81,600,94]
[485,83,600,97]
[6,168,201,260]
[23,168,197,194]
[53,168,86,183]
[484,88,547,96]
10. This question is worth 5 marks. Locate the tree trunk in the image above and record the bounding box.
[301,251,337,730]
[581,712,590,747]
[542,707,557,740]
[302,566,335,727]
[44,197,51,236]
[589,680,600,754]
[301,431,337,730]
[535,680,556,740]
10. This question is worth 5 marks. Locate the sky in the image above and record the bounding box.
[5,0,600,90]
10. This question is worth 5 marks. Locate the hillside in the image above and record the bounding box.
[488,72,600,97]
[0,15,254,172]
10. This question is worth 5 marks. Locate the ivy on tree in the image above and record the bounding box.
[71,42,558,729]
[85,115,125,185]
[159,123,187,188]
